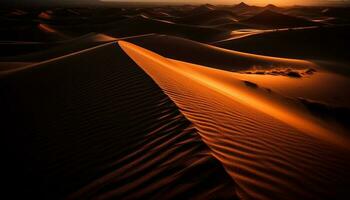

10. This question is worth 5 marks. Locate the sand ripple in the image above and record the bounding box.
[120,41,350,200]
[1,42,236,199]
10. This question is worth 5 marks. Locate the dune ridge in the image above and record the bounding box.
[119,40,350,200]
[1,42,236,199]
[2,4,350,199]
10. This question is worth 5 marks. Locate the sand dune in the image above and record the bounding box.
[214,22,254,31]
[231,2,255,13]
[264,4,281,12]
[2,4,350,200]
[126,35,350,119]
[241,10,320,28]
[119,40,350,200]
[37,23,69,38]
[105,16,227,42]
[230,2,263,18]
[176,10,237,26]
[215,25,350,72]
[0,33,118,66]
[190,4,217,15]
[0,41,53,58]
[1,42,236,199]
[127,35,316,72]
[0,61,32,71]
[0,21,68,42]
[39,12,229,41]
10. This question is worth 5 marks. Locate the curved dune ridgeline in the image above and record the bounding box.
[1,42,236,199]
[2,4,350,200]
[119,41,350,200]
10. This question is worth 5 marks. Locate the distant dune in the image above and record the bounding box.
[231,2,253,12]
[0,33,117,64]
[242,9,320,28]
[230,2,262,17]
[176,10,237,25]
[126,35,315,72]
[105,16,227,42]
[189,4,217,15]
[2,4,350,200]
[215,25,350,68]
[264,4,280,12]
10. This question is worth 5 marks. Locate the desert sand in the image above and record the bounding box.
[1,2,350,199]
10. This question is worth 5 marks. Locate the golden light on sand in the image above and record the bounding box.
[119,40,350,149]
[3,3,350,200]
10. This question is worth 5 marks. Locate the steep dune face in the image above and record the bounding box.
[1,42,236,199]
[119,41,350,200]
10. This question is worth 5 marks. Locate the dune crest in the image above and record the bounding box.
[118,41,348,148]
[1,42,237,199]
[2,3,350,199]
[119,40,350,200]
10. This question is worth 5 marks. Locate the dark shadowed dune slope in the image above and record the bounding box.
[126,34,314,71]
[0,33,117,62]
[105,16,227,42]
[216,25,350,63]
[119,41,350,200]
[1,42,236,199]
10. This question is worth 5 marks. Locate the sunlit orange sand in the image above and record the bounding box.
[2,3,350,199]
[1,42,237,199]
[119,40,350,200]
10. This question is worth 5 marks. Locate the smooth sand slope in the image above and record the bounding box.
[126,35,350,109]
[126,35,350,124]
[119,40,350,200]
[1,42,236,199]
